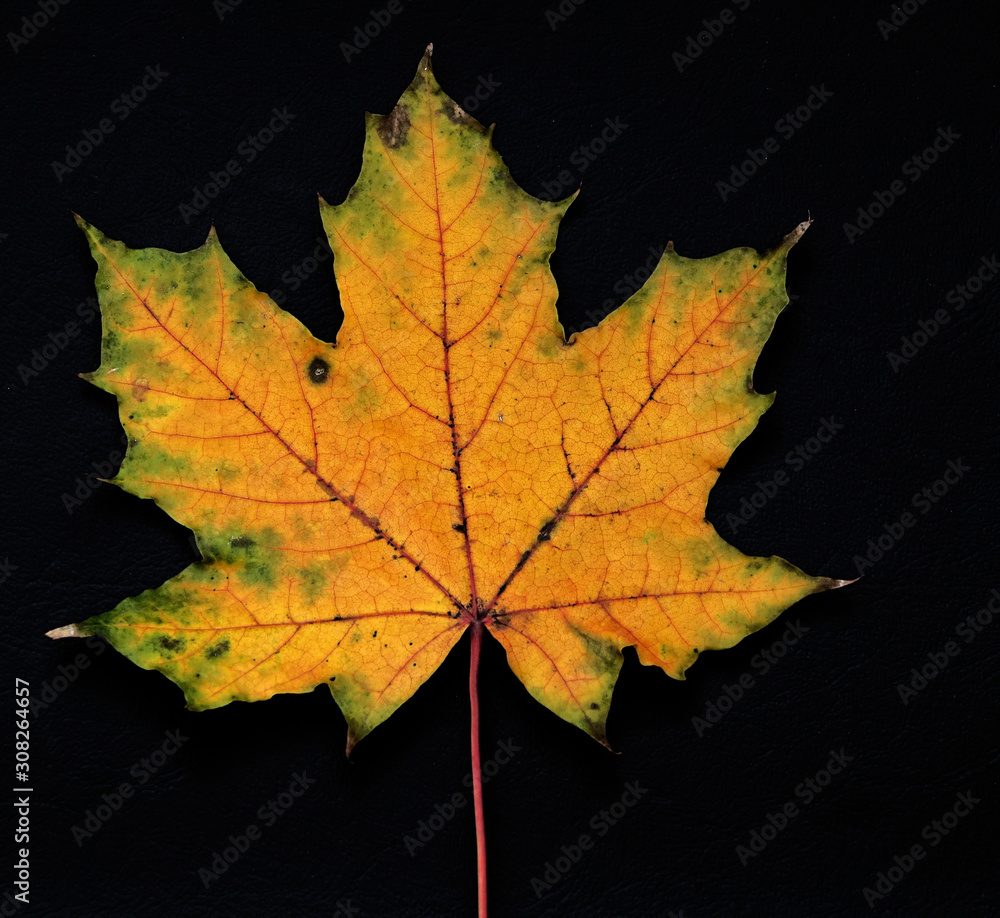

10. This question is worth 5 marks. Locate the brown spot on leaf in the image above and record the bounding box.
[377,104,411,149]
[206,639,230,659]
[442,99,471,125]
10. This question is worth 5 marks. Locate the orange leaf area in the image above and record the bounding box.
[58,48,843,748]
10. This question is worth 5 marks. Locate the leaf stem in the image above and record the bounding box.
[469,621,487,917]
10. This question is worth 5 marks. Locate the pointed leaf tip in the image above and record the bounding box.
[419,43,433,74]
[73,214,100,242]
[780,218,813,253]
[46,623,84,640]
[595,734,615,752]
[345,730,360,758]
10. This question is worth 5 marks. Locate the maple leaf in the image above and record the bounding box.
[52,46,844,745]
[51,47,846,909]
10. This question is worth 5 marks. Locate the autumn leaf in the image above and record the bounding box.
[52,46,843,746]
[51,47,846,909]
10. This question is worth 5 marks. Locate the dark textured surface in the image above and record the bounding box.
[2,2,998,916]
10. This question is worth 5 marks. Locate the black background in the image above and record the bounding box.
[2,1,999,916]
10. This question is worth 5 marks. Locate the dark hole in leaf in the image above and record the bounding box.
[307,356,330,384]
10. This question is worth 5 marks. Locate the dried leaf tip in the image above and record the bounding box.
[780,217,813,253]
[345,729,360,758]
[46,623,84,640]
[72,213,100,242]
[814,576,858,593]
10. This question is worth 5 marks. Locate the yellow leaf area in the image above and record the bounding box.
[63,49,841,749]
